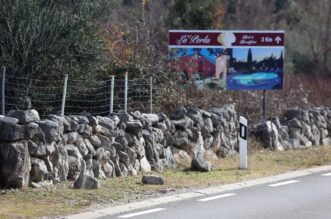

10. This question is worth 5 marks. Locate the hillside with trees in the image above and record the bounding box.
[0,0,330,120]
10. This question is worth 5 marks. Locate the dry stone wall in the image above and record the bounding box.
[0,105,238,188]
[254,107,331,150]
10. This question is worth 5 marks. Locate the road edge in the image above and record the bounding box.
[66,164,331,219]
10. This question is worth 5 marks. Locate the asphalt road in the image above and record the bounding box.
[110,171,331,219]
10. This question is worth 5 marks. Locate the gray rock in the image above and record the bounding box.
[128,164,137,176]
[164,131,175,147]
[118,151,130,166]
[152,127,164,143]
[187,108,204,130]
[111,113,132,123]
[0,115,19,124]
[77,124,93,138]
[126,120,143,135]
[288,118,302,129]
[84,154,94,177]
[23,122,43,140]
[66,132,79,144]
[300,135,312,147]
[142,113,159,125]
[171,146,191,162]
[171,116,194,130]
[130,111,150,128]
[37,120,61,143]
[96,148,110,162]
[28,140,47,157]
[69,115,90,125]
[155,122,167,131]
[288,138,301,149]
[87,116,99,126]
[116,136,128,148]
[102,162,114,178]
[203,136,214,149]
[191,157,211,172]
[74,136,89,156]
[74,159,100,189]
[84,139,96,156]
[311,125,321,145]
[283,109,309,123]
[142,174,165,185]
[255,120,283,150]
[201,126,211,138]
[30,180,53,188]
[6,109,40,124]
[66,144,82,160]
[119,162,129,177]
[140,157,151,172]
[64,116,80,132]
[92,160,106,179]
[97,116,117,130]
[217,144,233,158]
[158,112,169,122]
[67,156,81,181]
[89,135,102,148]
[52,143,69,182]
[170,107,187,120]
[142,113,160,125]
[0,120,22,141]
[30,158,49,182]
[174,137,189,149]
[322,137,331,146]
[49,115,70,133]
[204,117,214,133]
[0,141,31,188]
[126,147,137,164]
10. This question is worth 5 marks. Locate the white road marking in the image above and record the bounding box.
[119,208,166,218]
[268,180,299,187]
[197,193,236,202]
[322,172,331,176]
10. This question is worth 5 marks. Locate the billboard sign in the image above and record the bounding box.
[169,30,284,90]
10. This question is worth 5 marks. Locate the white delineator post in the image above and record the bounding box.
[239,116,248,169]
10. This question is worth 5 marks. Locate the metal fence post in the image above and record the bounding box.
[1,66,5,115]
[124,71,128,113]
[110,75,114,114]
[61,74,68,117]
[150,77,153,113]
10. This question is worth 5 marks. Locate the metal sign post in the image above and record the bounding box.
[61,74,68,117]
[1,66,6,115]
[239,116,248,169]
[263,90,266,119]
[110,75,114,114]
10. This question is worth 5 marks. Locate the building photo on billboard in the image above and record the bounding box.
[169,47,228,89]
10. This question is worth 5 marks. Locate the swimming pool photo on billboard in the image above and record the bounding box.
[226,47,284,90]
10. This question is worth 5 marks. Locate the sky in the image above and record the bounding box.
[232,48,283,62]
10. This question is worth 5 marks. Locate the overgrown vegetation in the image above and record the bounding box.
[1,145,331,218]
[0,0,330,116]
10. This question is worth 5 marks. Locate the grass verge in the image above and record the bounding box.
[1,145,331,219]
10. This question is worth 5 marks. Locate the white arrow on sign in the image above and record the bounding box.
[275,36,282,44]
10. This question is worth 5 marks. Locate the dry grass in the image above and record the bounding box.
[1,145,331,218]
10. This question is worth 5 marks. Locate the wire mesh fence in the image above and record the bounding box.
[0,67,154,117]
